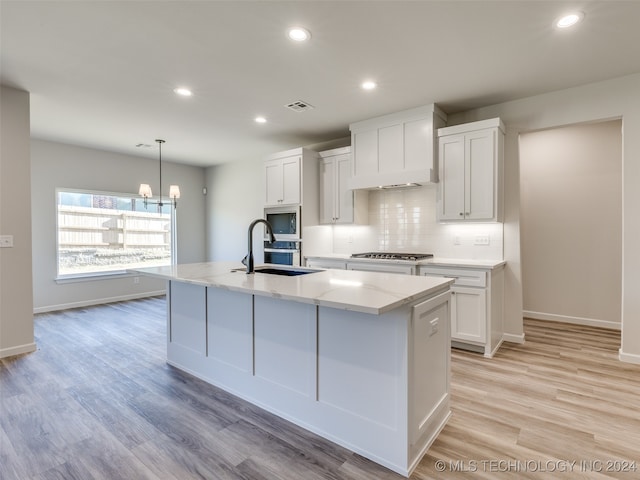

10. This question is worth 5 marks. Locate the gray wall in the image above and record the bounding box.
[448,72,640,364]
[31,139,206,312]
[520,120,622,329]
[0,86,35,358]
[205,157,264,262]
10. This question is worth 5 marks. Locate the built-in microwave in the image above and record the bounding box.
[264,206,301,240]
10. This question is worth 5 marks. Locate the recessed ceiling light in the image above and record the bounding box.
[287,27,311,42]
[555,12,584,29]
[173,87,193,97]
[361,81,377,90]
[255,116,267,124]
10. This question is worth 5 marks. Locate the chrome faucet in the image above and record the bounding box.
[243,219,276,274]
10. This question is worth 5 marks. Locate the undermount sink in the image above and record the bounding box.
[232,266,321,276]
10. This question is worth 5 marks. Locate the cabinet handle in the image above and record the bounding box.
[459,212,464,216]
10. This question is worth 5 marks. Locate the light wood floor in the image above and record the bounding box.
[1,297,639,479]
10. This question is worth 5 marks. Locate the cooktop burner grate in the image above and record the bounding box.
[350,252,433,261]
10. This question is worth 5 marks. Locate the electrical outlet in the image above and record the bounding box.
[453,235,461,245]
[0,235,14,248]
[133,276,140,284]
[474,235,490,246]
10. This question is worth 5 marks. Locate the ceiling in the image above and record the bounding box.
[2,1,640,167]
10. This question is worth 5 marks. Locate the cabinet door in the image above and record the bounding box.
[450,286,486,343]
[353,129,378,177]
[334,153,354,223]
[438,134,466,220]
[281,155,301,205]
[466,129,495,220]
[265,159,283,205]
[319,158,336,224]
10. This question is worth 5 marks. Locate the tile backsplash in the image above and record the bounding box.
[324,185,503,260]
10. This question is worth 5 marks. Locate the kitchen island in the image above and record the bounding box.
[132,262,453,476]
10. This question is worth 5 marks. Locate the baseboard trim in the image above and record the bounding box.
[33,290,166,314]
[0,342,37,359]
[619,349,640,365]
[523,310,621,331]
[503,332,525,344]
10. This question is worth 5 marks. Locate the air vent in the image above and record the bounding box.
[285,100,315,112]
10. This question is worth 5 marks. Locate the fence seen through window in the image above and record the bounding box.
[57,190,173,277]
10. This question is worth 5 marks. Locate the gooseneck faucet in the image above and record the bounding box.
[244,219,276,274]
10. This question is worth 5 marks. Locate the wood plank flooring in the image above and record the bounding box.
[1,298,639,479]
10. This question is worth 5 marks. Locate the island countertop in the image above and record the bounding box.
[132,261,453,315]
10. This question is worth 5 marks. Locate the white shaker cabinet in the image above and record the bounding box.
[419,264,504,357]
[347,262,417,275]
[265,153,301,206]
[437,118,504,222]
[264,148,319,227]
[349,104,447,189]
[319,147,367,224]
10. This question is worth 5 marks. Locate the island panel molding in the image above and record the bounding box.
[134,262,453,476]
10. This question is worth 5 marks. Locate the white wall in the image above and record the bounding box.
[0,86,36,358]
[448,72,640,363]
[31,139,206,312]
[520,120,622,329]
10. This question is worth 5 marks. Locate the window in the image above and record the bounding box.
[56,189,175,278]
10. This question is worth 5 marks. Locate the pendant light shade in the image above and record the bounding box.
[139,139,179,209]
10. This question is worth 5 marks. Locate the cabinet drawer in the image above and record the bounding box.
[420,267,486,288]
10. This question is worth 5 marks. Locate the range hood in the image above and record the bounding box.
[347,104,447,191]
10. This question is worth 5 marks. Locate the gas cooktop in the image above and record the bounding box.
[350,252,434,261]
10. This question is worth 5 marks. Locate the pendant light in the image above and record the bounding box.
[139,139,180,210]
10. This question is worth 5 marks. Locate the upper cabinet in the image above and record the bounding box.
[265,153,301,206]
[264,147,319,208]
[319,146,368,224]
[437,118,505,222]
[348,104,447,190]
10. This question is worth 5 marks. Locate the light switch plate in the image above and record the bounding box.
[0,235,14,248]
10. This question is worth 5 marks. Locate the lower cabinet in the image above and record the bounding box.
[302,256,505,358]
[347,262,416,275]
[419,265,504,357]
[305,257,347,270]
[450,286,486,343]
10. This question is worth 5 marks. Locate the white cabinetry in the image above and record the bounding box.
[437,118,504,222]
[419,264,504,357]
[305,257,347,270]
[349,104,447,189]
[264,148,319,211]
[319,146,368,224]
[347,261,416,275]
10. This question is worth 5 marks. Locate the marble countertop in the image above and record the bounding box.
[131,262,452,315]
[305,254,506,269]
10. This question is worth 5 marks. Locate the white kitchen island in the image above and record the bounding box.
[132,262,453,477]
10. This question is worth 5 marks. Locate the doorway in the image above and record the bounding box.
[519,119,622,329]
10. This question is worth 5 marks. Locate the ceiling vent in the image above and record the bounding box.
[285,100,315,112]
